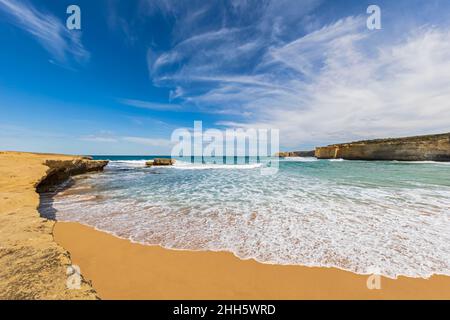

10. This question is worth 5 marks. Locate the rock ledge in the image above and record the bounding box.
[0,152,108,299]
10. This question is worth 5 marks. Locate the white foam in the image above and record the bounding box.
[281,157,318,162]
[48,160,450,279]
[108,160,147,168]
[392,160,450,165]
[172,161,263,170]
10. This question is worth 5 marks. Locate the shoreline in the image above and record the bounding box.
[1,151,450,300]
[51,220,446,281]
[55,221,450,300]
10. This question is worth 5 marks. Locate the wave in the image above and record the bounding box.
[107,159,450,168]
[107,160,148,168]
[281,157,318,162]
[173,161,263,170]
[325,159,450,165]
[50,157,450,279]
[107,160,264,170]
[392,160,450,165]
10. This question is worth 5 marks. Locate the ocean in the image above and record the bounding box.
[40,156,450,279]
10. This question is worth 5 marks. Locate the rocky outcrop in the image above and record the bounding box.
[37,159,108,192]
[146,158,176,166]
[276,150,315,158]
[0,152,108,299]
[315,133,450,161]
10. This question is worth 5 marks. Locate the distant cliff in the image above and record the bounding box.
[276,150,315,157]
[315,133,450,161]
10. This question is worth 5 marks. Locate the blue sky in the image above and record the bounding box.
[1,0,450,155]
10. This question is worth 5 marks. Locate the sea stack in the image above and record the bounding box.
[276,150,315,157]
[146,158,176,166]
[315,133,450,161]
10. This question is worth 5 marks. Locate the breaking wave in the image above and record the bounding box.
[42,158,450,279]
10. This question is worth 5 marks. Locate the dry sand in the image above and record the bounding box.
[55,221,450,300]
[0,151,105,299]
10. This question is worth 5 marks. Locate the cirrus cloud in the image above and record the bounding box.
[0,0,89,65]
[144,1,450,148]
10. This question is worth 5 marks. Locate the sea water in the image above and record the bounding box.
[39,156,450,279]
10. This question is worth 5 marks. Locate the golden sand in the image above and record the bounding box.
[0,151,104,299]
[55,221,450,300]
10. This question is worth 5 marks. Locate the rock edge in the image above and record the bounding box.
[0,152,108,299]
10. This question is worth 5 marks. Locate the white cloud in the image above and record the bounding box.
[80,134,173,148]
[118,98,182,111]
[147,6,450,147]
[122,136,173,147]
[80,136,118,143]
[0,0,89,64]
[242,21,450,146]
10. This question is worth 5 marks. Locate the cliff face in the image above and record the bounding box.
[315,133,450,161]
[0,152,107,299]
[37,159,109,192]
[276,150,315,157]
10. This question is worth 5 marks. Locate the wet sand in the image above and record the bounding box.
[55,221,450,300]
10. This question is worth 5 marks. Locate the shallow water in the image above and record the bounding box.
[40,156,450,279]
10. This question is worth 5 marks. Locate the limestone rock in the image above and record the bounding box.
[146,158,175,166]
[0,152,107,299]
[37,159,108,193]
[276,151,315,158]
[315,133,450,161]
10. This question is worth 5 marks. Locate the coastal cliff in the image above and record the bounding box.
[315,133,450,161]
[0,152,107,299]
[276,150,315,157]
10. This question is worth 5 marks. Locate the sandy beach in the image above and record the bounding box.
[1,151,450,300]
[55,221,450,300]
[3,0,450,303]
[0,151,106,299]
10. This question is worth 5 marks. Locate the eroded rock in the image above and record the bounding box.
[0,152,107,299]
[146,158,175,166]
[315,133,450,161]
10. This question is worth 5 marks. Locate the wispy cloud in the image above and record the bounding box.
[144,0,324,121]
[0,122,68,139]
[79,133,172,148]
[81,135,118,143]
[237,21,450,146]
[0,0,89,64]
[118,98,182,111]
[122,136,173,147]
[143,0,450,147]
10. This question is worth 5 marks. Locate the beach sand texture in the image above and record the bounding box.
[54,222,450,300]
[1,151,450,300]
[0,152,104,299]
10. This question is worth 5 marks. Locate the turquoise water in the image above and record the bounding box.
[41,157,450,278]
